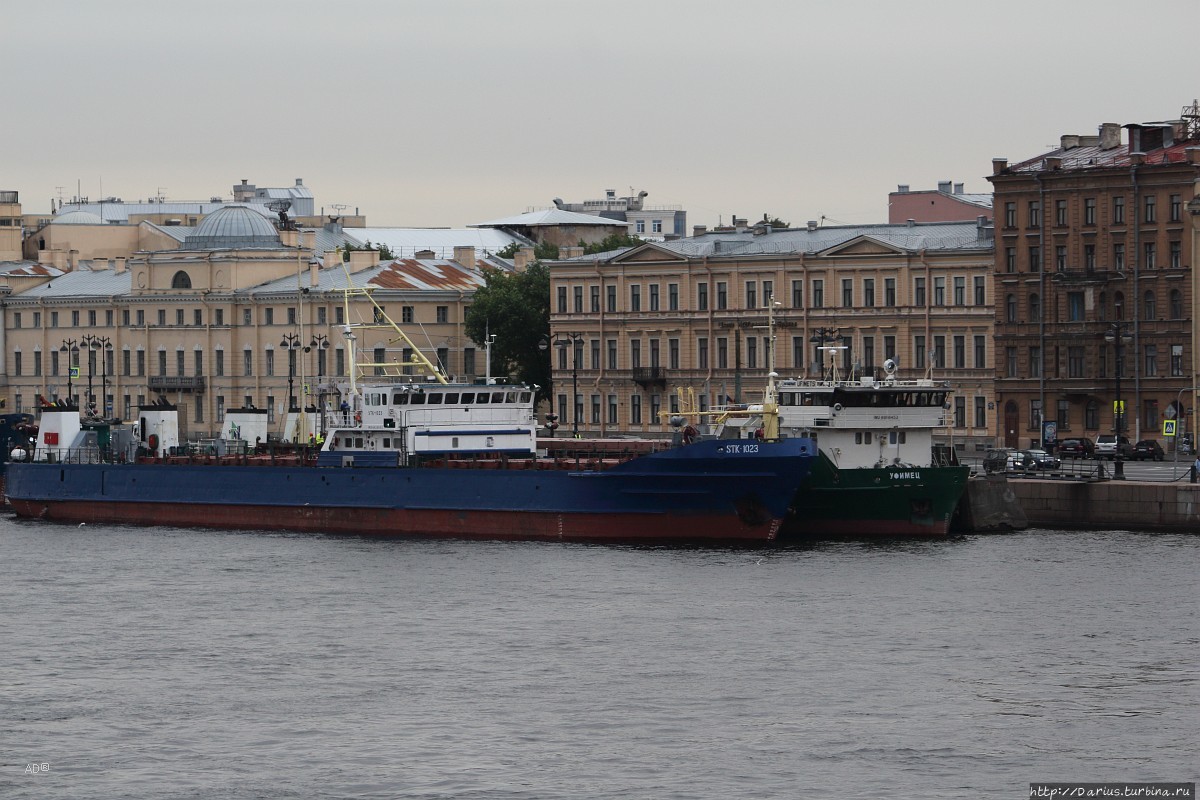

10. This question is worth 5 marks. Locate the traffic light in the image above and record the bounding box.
[545,413,559,436]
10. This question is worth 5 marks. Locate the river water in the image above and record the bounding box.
[1,518,1195,799]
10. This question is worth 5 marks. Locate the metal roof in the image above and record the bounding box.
[556,220,994,261]
[15,264,132,298]
[342,227,530,258]
[1008,139,1198,174]
[184,205,281,249]
[249,254,512,296]
[472,208,628,228]
[0,261,64,278]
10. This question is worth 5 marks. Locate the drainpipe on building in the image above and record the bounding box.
[1131,162,1142,442]
[593,260,605,435]
[1036,173,1046,449]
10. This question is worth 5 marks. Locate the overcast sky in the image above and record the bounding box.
[7,0,1199,228]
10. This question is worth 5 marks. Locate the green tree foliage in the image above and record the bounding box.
[761,213,790,228]
[580,233,642,255]
[463,262,551,399]
[494,242,523,259]
[340,240,396,260]
[533,241,559,260]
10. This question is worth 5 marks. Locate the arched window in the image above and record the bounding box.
[1029,293,1040,321]
[1169,289,1182,319]
[171,270,192,289]
[1006,294,1017,322]
[1143,290,1156,320]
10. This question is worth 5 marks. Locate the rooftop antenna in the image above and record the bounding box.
[1182,98,1200,139]
[267,199,295,231]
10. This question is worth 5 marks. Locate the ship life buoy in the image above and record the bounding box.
[833,403,843,412]
[354,411,362,425]
[148,433,159,450]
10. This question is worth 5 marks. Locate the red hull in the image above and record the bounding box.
[9,499,782,545]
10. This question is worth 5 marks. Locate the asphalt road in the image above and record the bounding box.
[960,455,1200,483]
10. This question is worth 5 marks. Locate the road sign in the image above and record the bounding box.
[70,366,80,379]
[1163,419,1177,437]
[1113,400,1125,414]
[1164,405,1177,419]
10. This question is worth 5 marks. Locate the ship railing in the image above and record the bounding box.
[37,446,108,465]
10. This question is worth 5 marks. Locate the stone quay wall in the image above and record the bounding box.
[1004,479,1200,532]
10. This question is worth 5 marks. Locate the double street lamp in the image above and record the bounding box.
[1104,318,1133,480]
[59,338,78,405]
[540,332,584,438]
[80,335,112,418]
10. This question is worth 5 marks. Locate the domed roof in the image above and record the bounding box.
[55,211,104,225]
[184,205,282,249]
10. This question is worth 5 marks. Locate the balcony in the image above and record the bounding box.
[631,366,667,388]
[1051,268,1124,285]
[148,376,207,393]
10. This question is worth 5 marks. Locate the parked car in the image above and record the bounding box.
[983,448,1025,474]
[1022,448,1061,470]
[1058,438,1095,459]
[1095,434,1134,460]
[1132,439,1165,461]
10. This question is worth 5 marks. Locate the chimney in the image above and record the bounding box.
[907,219,916,228]
[1130,152,1146,166]
[977,215,987,229]
[325,249,343,265]
[348,248,380,270]
[280,229,299,247]
[68,249,78,270]
[295,178,304,186]
[309,259,320,287]
[1099,122,1121,149]
[299,230,316,250]
[560,246,584,259]
[1061,134,1081,149]
[992,158,1008,174]
[692,224,708,237]
[954,183,964,194]
[453,245,476,268]
[806,220,818,231]
[1186,147,1200,165]
[513,246,535,271]
[414,249,435,259]
[896,184,910,193]
[94,257,109,271]
[1045,156,1063,170]
[937,180,952,193]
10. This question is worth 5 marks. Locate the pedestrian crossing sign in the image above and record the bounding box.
[1163,419,1177,437]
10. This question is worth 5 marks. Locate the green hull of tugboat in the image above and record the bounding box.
[781,452,970,538]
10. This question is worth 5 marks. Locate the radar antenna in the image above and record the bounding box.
[1182,99,1200,140]
[266,199,295,231]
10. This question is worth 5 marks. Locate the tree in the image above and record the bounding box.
[580,232,642,255]
[494,242,523,259]
[761,213,790,228]
[463,261,551,399]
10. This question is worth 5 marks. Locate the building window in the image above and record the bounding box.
[556,287,567,313]
[630,285,641,312]
[812,280,824,308]
[697,337,708,369]
[953,335,965,368]
[1172,344,1184,376]
[885,278,896,307]
[669,338,679,369]
[1005,346,1017,377]
[1030,399,1043,430]
[636,219,645,234]
[265,308,274,325]
[316,306,325,325]
[716,282,727,310]
[590,395,601,424]
[1114,243,1125,271]
[630,394,642,425]
[697,283,708,310]
[1055,245,1067,271]
[1170,240,1181,269]
[1170,194,1182,222]
[716,337,727,369]
[1144,345,1158,377]
[954,396,966,427]
[1057,400,1070,431]
[12,351,20,376]
[1084,198,1096,225]
[884,335,896,361]
[1143,399,1159,431]
[1006,294,1017,322]
[1068,292,1084,321]
[763,280,773,302]
[137,350,145,376]
[244,349,253,376]
[745,281,757,310]
[791,280,803,308]
[1055,199,1068,226]
[975,396,986,428]
[1027,200,1040,227]
[606,285,616,312]
[1028,245,1041,273]
[590,340,600,370]
[1068,346,1085,378]
[934,277,945,306]
[1085,400,1099,430]
[401,306,414,323]
[1113,196,1125,224]
[436,306,448,323]
[1084,244,1096,271]
[463,348,476,376]
[668,283,678,311]
[933,336,945,368]
[630,339,641,369]
[590,285,600,312]
[792,336,804,368]
[267,349,277,377]
[215,350,224,377]
[915,336,926,369]
[1029,293,1040,321]
[158,350,168,376]
[287,307,296,325]
[864,278,875,307]
[607,339,617,370]
[974,336,986,368]
[1144,242,1156,269]
[1005,247,1016,273]
[747,336,757,369]
[12,312,20,329]
[842,278,853,307]
[608,394,618,425]
[863,336,875,368]
[1144,195,1156,223]
[573,286,583,313]
[652,219,662,233]
[914,277,925,307]
[1144,290,1156,320]
[1004,202,1016,228]
[649,284,660,311]
[953,276,964,305]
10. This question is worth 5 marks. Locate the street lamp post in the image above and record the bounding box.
[59,338,78,405]
[1104,318,1133,480]
[484,334,496,384]
[80,334,110,416]
[543,332,583,438]
[280,333,302,413]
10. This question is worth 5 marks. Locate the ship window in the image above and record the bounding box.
[383,438,390,448]
[864,432,872,444]
[393,393,408,405]
[427,394,443,404]
[900,432,907,443]
[459,392,474,403]
[355,438,364,448]
[410,394,426,405]
[519,392,531,404]
[890,432,898,444]
[444,393,459,404]
[505,392,517,403]
[476,394,490,404]
[855,432,862,444]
